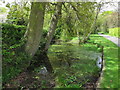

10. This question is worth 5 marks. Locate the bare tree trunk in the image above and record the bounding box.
[24,2,46,57]
[44,2,62,51]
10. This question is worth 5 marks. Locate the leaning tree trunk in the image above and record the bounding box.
[82,3,102,42]
[44,2,62,51]
[24,2,46,57]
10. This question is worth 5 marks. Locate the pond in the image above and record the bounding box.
[47,43,102,88]
[3,42,103,88]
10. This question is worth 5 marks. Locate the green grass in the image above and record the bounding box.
[89,34,119,88]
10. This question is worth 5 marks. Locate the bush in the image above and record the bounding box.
[2,23,31,83]
[6,3,30,26]
[2,52,31,83]
[109,27,120,38]
[2,23,26,46]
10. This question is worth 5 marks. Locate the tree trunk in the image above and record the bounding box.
[82,4,102,42]
[24,2,46,57]
[44,2,62,51]
[77,29,81,45]
[42,52,54,73]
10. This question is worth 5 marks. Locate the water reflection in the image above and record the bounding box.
[96,56,102,69]
[48,43,102,68]
[47,43,102,87]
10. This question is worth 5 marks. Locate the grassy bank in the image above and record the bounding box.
[109,27,120,38]
[89,34,119,88]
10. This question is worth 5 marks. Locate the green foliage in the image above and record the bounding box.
[6,2,30,25]
[3,52,31,83]
[59,2,96,41]
[97,14,108,33]
[60,30,73,42]
[2,23,26,46]
[101,11,113,16]
[0,7,7,13]
[109,27,120,38]
[54,24,63,40]
[2,23,31,83]
[97,11,118,33]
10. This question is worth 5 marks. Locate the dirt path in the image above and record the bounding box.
[98,33,120,47]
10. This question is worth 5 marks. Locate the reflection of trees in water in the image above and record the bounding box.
[27,51,54,73]
[55,45,73,67]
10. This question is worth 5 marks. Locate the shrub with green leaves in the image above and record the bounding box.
[2,23,26,45]
[2,52,31,83]
[2,23,31,83]
[6,2,30,26]
[109,27,120,38]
